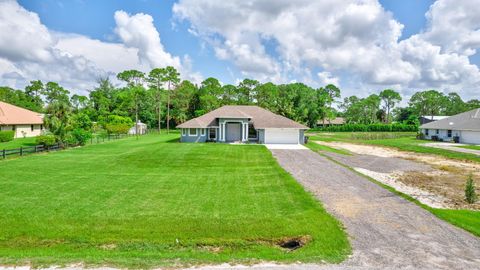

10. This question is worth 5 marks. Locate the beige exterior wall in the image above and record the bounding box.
[0,124,44,138]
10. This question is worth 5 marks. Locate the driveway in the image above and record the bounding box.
[269,149,480,269]
[423,142,480,156]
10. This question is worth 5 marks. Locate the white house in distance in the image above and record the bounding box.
[0,101,44,138]
[420,108,480,144]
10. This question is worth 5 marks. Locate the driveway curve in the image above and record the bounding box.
[270,149,480,270]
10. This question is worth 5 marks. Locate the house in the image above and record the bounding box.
[419,115,449,125]
[177,105,309,144]
[0,101,44,138]
[317,117,345,127]
[128,121,147,135]
[419,108,480,144]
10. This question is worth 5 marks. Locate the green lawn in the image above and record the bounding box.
[0,133,350,268]
[0,137,37,150]
[457,145,480,151]
[307,132,480,163]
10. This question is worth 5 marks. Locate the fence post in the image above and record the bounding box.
[20,147,23,156]
[34,145,37,153]
[2,149,5,159]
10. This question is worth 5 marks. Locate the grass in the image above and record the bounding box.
[307,132,480,163]
[306,132,480,237]
[0,133,350,268]
[306,141,351,155]
[0,137,36,150]
[457,145,480,151]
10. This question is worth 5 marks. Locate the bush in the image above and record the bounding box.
[103,115,133,134]
[36,135,56,146]
[312,123,418,132]
[70,129,92,146]
[0,130,14,142]
[465,174,477,204]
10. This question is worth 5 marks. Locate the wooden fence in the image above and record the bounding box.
[1,133,136,160]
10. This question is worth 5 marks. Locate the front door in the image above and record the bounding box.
[226,123,241,142]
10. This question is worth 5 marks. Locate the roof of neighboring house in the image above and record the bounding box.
[0,101,43,125]
[420,108,480,131]
[177,105,309,129]
[420,115,449,121]
[317,117,345,125]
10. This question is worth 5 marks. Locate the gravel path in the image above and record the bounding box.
[269,149,480,270]
[423,142,480,156]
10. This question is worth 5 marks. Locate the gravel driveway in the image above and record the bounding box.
[270,149,480,270]
[423,142,480,156]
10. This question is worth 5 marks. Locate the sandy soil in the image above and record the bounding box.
[315,141,480,210]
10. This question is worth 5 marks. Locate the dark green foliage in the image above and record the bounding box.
[312,123,418,132]
[69,128,92,146]
[35,135,56,146]
[103,115,133,134]
[465,175,477,204]
[0,131,14,142]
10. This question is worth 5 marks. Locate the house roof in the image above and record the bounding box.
[318,117,345,125]
[177,105,309,129]
[0,101,43,125]
[420,108,480,131]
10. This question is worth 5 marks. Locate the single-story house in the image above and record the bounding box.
[0,101,44,138]
[177,105,309,144]
[419,108,480,144]
[128,121,147,135]
[419,115,448,125]
[317,117,345,127]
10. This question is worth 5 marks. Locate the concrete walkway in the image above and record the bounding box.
[424,142,480,156]
[269,149,480,270]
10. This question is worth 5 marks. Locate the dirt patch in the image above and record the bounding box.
[316,141,480,210]
[277,236,311,251]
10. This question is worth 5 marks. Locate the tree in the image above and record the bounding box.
[147,68,167,132]
[197,77,222,115]
[255,82,279,112]
[171,80,197,123]
[379,89,401,123]
[465,174,477,204]
[43,82,72,143]
[162,66,180,133]
[444,92,466,115]
[117,70,145,135]
[319,84,340,126]
[409,90,446,118]
[71,94,89,112]
[237,78,259,104]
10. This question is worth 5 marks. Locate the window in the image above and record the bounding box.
[436,129,439,135]
[209,128,216,140]
[40,124,43,130]
[182,128,187,136]
[31,125,34,131]
[188,128,197,136]
[248,124,257,139]
[447,130,452,138]
[425,129,429,136]
[200,128,205,136]
[12,125,16,131]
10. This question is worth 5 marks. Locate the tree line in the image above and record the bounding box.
[1,66,479,142]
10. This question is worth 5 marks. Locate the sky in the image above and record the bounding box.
[0,0,479,101]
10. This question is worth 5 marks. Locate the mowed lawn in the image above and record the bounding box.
[0,137,37,150]
[0,133,350,267]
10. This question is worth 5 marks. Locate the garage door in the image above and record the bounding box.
[461,131,480,144]
[265,129,299,144]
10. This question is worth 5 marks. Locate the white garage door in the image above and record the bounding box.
[461,131,480,144]
[265,129,299,144]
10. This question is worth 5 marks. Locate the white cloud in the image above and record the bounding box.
[174,0,480,99]
[0,0,201,93]
[317,72,340,86]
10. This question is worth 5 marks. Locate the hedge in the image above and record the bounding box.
[0,131,15,142]
[312,123,418,132]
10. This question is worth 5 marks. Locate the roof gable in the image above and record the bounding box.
[177,105,309,129]
[0,101,43,125]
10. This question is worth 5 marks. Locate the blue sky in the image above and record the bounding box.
[1,0,479,100]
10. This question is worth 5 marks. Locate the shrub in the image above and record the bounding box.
[103,115,133,134]
[70,128,92,146]
[0,130,14,142]
[36,135,56,146]
[465,174,477,204]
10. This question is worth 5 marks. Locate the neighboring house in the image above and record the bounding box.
[0,101,44,138]
[177,105,309,144]
[419,115,449,125]
[128,121,147,135]
[420,108,480,144]
[317,117,345,127]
